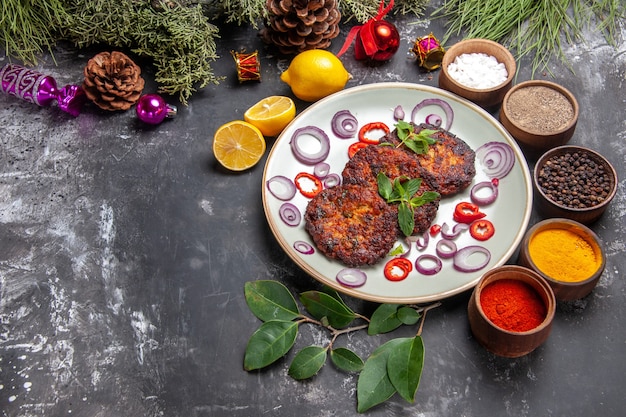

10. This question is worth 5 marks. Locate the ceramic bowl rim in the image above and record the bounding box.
[533,145,618,213]
[520,218,606,288]
[440,38,516,93]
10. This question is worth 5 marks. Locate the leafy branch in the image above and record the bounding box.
[243,280,441,413]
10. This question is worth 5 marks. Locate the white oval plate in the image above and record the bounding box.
[262,82,532,304]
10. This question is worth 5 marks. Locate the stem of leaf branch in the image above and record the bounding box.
[297,316,370,349]
[415,302,442,336]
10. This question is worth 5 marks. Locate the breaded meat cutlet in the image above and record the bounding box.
[304,184,399,267]
[380,123,476,196]
[342,145,440,235]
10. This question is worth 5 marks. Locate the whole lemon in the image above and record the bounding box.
[280,50,352,102]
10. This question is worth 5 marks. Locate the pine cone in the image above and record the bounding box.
[261,0,341,55]
[83,51,145,111]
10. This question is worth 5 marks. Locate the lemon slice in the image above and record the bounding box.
[212,121,266,171]
[244,96,296,137]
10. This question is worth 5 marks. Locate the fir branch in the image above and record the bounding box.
[338,0,429,24]
[391,0,429,18]
[60,0,222,104]
[338,0,378,23]
[0,0,69,65]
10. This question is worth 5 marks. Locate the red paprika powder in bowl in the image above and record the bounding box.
[467,265,556,358]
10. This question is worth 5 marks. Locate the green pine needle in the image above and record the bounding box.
[435,0,625,76]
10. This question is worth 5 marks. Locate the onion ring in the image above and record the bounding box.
[313,162,330,179]
[415,231,430,250]
[415,254,442,275]
[293,240,314,255]
[470,180,499,206]
[453,245,491,273]
[440,222,469,240]
[411,98,454,131]
[336,268,367,288]
[266,175,297,201]
[331,110,358,139]
[436,239,457,259]
[278,202,301,227]
[393,105,405,120]
[425,113,442,127]
[475,141,515,179]
[322,173,341,188]
[290,126,331,165]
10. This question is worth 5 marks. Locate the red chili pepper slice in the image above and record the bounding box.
[348,142,369,158]
[429,224,441,237]
[384,258,413,282]
[453,202,486,224]
[358,122,390,144]
[294,172,323,198]
[469,219,495,241]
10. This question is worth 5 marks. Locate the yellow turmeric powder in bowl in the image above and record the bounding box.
[528,229,601,282]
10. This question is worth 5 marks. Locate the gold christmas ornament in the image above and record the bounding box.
[231,50,262,82]
[412,33,445,71]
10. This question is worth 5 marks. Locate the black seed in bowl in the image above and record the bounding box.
[536,151,612,209]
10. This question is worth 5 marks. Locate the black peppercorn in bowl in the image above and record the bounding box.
[533,145,618,224]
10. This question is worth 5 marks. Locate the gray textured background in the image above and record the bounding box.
[1,7,625,417]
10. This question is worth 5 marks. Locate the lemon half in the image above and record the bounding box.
[212,120,266,171]
[244,96,296,137]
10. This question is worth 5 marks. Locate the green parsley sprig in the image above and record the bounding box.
[377,172,440,237]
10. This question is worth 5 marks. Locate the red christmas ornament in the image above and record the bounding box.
[337,0,399,62]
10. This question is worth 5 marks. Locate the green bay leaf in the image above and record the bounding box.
[397,306,421,325]
[357,338,408,413]
[288,346,328,380]
[368,304,402,335]
[330,347,364,372]
[299,291,356,329]
[243,320,298,371]
[244,280,299,322]
[387,336,425,403]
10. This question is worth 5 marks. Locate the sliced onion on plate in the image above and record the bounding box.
[393,105,405,120]
[279,202,301,227]
[331,110,358,139]
[470,180,499,206]
[266,175,297,201]
[323,173,341,188]
[411,98,454,131]
[313,162,330,179]
[415,231,429,250]
[425,113,442,127]
[290,126,331,165]
[336,268,367,288]
[293,240,314,255]
[440,222,469,240]
[415,254,442,275]
[453,245,491,272]
[475,141,515,179]
[436,239,457,259]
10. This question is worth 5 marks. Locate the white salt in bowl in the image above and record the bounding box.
[439,39,516,108]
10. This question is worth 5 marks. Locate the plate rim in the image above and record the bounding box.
[262,82,533,304]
